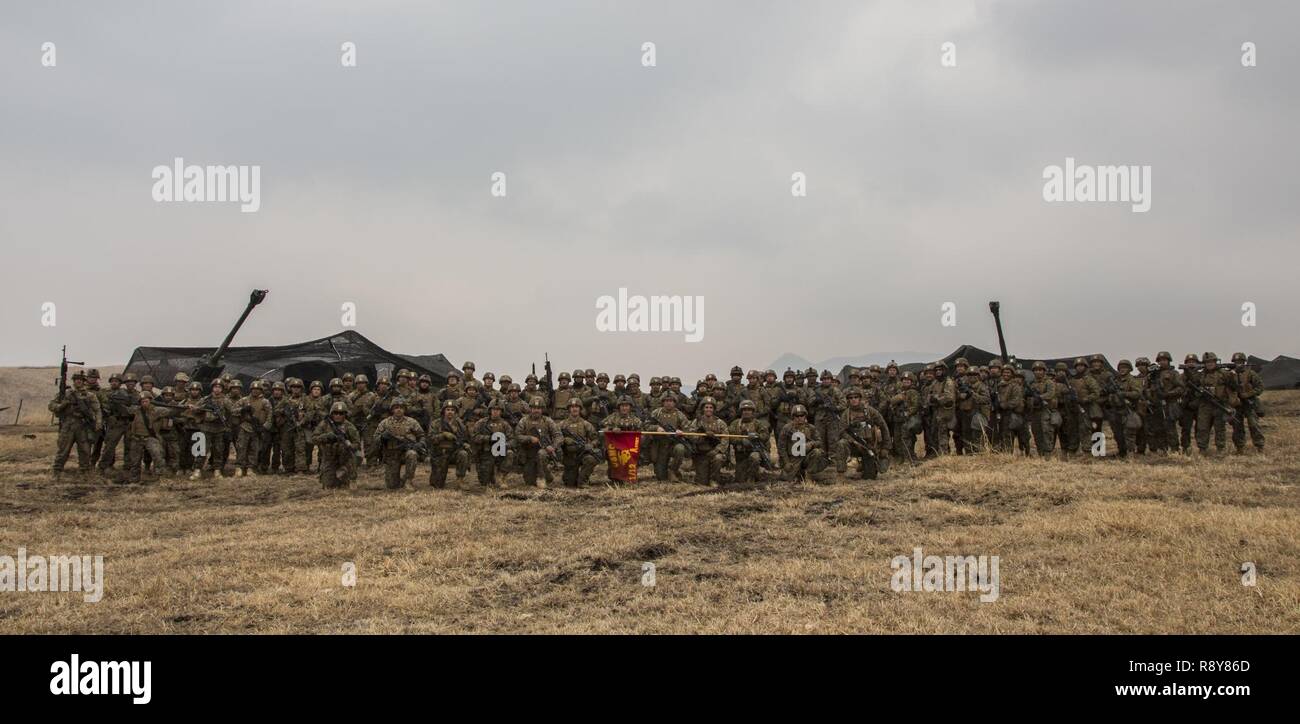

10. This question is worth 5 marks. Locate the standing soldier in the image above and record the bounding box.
[647,395,691,482]
[1053,363,1079,456]
[1134,358,1164,454]
[49,371,102,479]
[340,372,355,396]
[918,366,936,457]
[1148,352,1186,454]
[1025,362,1059,457]
[225,379,244,469]
[121,391,177,483]
[1090,356,1129,458]
[460,361,477,387]
[810,370,844,463]
[516,397,561,488]
[995,366,1026,454]
[1228,352,1265,453]
[411,374,437,432]
[311,402,360,489]
[687,398,729,487]
[192,380,232,479]
[480,372,499,405]
[439,371,463,404]
[264,381,300,474]
[772,369,802,467]
[928,362,957,456]
[156,386,183,473]
[472,400,514,487]
[837,389,891,479]
[86,369,107,466]
[728,400,771,484]
[234,381,272,477]
[1072,358,1103,456]
[778,405,826,482]
[888,373,922,463]
[97,373,137,475]
[956,365,990,452]
[428,401,471,488]
[458,381,487,428]
[294,379,326,473]
[557,399,600,488]
[170,372,193,471]
[375,400,423,489]
[549,372,576,419]
[1194,352,1236,455]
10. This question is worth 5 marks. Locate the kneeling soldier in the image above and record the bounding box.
[687,397,729,487]
[311,402,361,489]
[429,401,471,488]
[648,395,691,482]
[558,399,600,487]
[472,400,513,487]
[778,405,827,482]
[728,400,771,484]
[515,397,561,488]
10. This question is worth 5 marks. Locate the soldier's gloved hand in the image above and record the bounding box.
[441,432,455,441]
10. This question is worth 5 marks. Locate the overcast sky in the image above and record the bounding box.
[2,0,1296,380]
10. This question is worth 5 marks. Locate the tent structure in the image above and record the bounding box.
[839,345,1116,383]
[1258,355,1300,390]
[124,330,453,389]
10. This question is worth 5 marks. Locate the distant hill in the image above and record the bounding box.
[766,351,941,374]
[0,365,124,424]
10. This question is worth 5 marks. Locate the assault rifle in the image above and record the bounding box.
[1185,379,1239,425]
[657,419,695,454]
[843,420,877,458]
[1143,366,1167,420]
[380,430,428,457]
[562,428,601,458]
[57,346,83,401]
[740,432,775,470]
[328,417,360,460]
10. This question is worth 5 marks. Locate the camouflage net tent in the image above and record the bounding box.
[839,345,1117,383]
[125,330,455,389]
[1255,355,1300,389]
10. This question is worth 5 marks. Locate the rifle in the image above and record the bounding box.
[437,417,469,450]
[327,417,360,459]
[200,397,228,427]
[740,432,775,470]
[562,428,601,458]
[542,354,555,406]
[843,420,877,458]
[57,346,83,401]
[1186,379,1239,425]
[368,388,396,420]
[1144,367,1167,420]
[657,418,695,454]
[380,430,428,457]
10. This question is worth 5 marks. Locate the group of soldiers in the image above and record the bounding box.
[48,351,1267,489]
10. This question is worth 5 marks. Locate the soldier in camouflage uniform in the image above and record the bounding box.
[836,389,891,479]
[264,381,301,474]
[410,374,436,432]
[428,401,470,488]
[1133,358,1164,454]
[549,372,576,419]
[809,370,844,462]
[120,391,179,483]
[927,362,957,455]
[1024,362,1059,457]
[917,366,936,457]
[472,400,514,487]
[234,381,272,477]
[516,397,561,488]
[156,386,183,473]
[771,369,803,467]
[97,373,137,474]
[192,380,232,479]
[1228,352,1265,453]
[995,366,1027,454]
[225,379,244,468]
[341,372,355,396]
[557,399,601,488]
[1147,352,1186,454]
[1176,354,1201,454]
[778,405,827,482]
[49,371,102,479]
[292,379,324,472]
[956,363,991,452]
[1070,358,1104,456]
[439,371,463,405]
[647,395,691,482]
[1194,353,1236,455]
[687,398,729,487]
[887,372,922,463]
[375,400,423,489]
[727,399,771,484]
[311,402,360,489]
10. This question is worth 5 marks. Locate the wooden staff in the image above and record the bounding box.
[606,429,753,440]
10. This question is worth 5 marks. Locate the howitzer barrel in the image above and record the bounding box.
[988,301,1010,363]
[193,289,268,382]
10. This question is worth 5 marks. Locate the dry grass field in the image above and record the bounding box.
[2,391,1297,634]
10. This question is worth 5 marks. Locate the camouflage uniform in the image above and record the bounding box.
[472,403,515,486]
[97,375,139,472]
[836,400,891,479]
[1177,355,1201,453]
[428,407,471,487]
[375,406,423,489]
[727,402,771,484]
[927,364,957,455]
[296,385,328,473]
[777,408,827,482]
[1228,353,1265,452]
[234,384,272,475]
[1024,364,1059,456]
[515,405,562,488]
[886,376,922,463]
[687,401,730,486]
[192,385,233,478]
[1195,353,1236,454]
[309,403,361,488]
[648,402,691,481]
[48,375,102,477]
[557,403,600,487]
[264,384,301,473]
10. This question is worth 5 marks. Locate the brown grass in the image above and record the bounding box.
[0,365,124,425]
[2,391,1297,634]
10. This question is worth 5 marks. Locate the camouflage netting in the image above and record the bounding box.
[839,346,1300,388]
[124,330,456,389]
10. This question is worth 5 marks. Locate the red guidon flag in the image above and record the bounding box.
[604,431,641,482]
